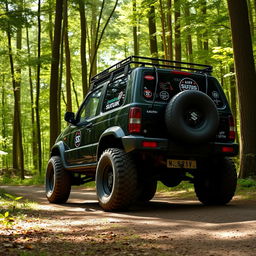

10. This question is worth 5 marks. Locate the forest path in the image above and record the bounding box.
[1,185,256,256]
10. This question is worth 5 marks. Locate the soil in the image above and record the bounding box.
[1,185,256,256]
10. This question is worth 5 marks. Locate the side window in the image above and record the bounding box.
[79,89,102,122]
[102,77,127,112]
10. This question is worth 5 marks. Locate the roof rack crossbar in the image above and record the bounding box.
[90,56,213,88]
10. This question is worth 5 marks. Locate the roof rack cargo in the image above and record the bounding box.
[91,56,213,88]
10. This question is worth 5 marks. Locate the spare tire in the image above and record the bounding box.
[165,90,219,144]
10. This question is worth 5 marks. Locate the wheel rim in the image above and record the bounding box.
[102,165,113,196]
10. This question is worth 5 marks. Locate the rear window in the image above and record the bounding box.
[102,76,127,112]
[142,71,225,108]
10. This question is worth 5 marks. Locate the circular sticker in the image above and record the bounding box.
[74,131,81,148]
[144,89,153,99]
[179,78,199,91]
[159,91,170,101]
[144,75,155,81]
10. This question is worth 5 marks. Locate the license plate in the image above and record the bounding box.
[167,159,197,169]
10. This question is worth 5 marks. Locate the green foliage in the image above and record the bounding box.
[0,211,14,227]
[0,173,44,185]
[0,190,23,226]
[237,178,256,188]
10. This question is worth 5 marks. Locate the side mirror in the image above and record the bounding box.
[64,112,76,124]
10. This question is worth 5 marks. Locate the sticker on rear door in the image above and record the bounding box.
[179,78,199,91]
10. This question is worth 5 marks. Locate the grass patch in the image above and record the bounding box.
[157,178,256,200]
[0,174,45,186]
[0,189,38,226]
[235,178,256,200]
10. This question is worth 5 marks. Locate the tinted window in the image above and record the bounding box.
[102,77,127,112]
[142,71,225,108]
[79,89,102,122]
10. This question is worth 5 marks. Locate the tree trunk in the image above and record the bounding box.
[48,0,54,49]
[148,1,158,60]
[89,1,99,79]
[229,65,239,142]
[49,0,63,148]
[227,0,256,178]
[63,0,72,112]
[132,0,139,56]
[247,0,254,38]
[78,0,88,98]
[167,0,173,60]
[202,0,208,52]
[89,0,118,80]
[159,0,168,59]
[36,0,42,175]
[6,1,25,179]
[174,0,181,64]
[184,4,193,63]
[26,27,38,171]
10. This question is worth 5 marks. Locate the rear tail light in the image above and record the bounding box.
[228,115,236,141]
[128,107,142,133]
[142,141,158,148]
[222,146,234,153]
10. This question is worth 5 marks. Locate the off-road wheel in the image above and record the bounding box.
[45,156,71,203]
[194,157,237,205]
[96,148,137,211]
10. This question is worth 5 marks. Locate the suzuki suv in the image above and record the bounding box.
[45,56,238,211]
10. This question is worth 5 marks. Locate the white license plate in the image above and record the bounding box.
[167,159,197,169]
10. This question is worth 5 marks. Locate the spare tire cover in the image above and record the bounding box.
[165,90,219,144]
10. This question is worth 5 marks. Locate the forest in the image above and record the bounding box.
[0,0,255,180]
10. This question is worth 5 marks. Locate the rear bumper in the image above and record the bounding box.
[122,135,239,157]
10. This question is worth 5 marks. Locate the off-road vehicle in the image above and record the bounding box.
[45,56,239,211]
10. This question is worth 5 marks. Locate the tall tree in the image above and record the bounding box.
[49,0,63,148]
[78,0,88,98]
[26,27,37,170]
[159,0,168,59]
[174,0,181,63]
[88,0,119,80]
[147,0,158,59]
[166,0,173,60]
[63,0,72,112]
[36,0,42,175]
[5,1,25,179]
[132,0,139,56]
[227,0,256,178]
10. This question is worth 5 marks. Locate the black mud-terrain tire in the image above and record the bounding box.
[137,177,157,202]
[45,156,71,203]
[165,90,219,144]
[194,157,237,205]
[96,148,137,211]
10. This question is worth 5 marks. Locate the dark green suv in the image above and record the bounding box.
[45,56,239,211]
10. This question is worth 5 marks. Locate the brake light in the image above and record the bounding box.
[142,141,158,148]
[171,70,192,76]
[228,115,236,141]
[128,107,142,133]
[222,146,234,153]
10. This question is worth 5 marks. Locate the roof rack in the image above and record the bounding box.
[90,56,213,88]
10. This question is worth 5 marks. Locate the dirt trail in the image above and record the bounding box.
[1,185,256,256]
